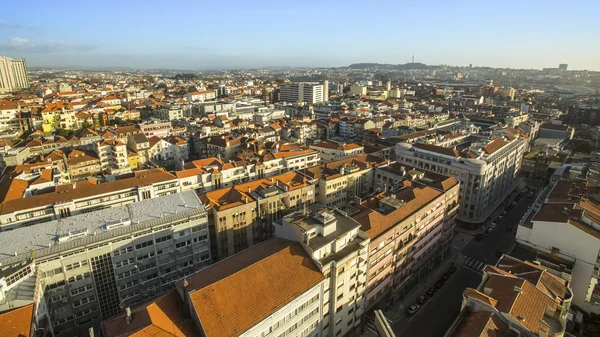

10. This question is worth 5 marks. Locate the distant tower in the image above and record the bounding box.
[323,80,329,102]
[386,79,391,91]
[412,54,414,63]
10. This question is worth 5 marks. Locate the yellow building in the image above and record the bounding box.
[127,151,140,170]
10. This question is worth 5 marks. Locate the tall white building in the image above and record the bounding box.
[516,180,600,314]
[395,134,526,226]
[0,56,30,93]
[0,191,211,337]
[280,83,324,104]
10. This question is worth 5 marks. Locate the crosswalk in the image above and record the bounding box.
[451,233,474,251]
[463,256,486,274]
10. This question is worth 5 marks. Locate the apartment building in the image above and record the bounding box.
[516,180,600,314]
[310,141,364,162]
[0,55,30,93]
[184,90,216,102]
[0,101,21,131]
[280,83,324,104]
[139,121,173,138]
[395,134,526,226]
[303,154,389,208]
[200,171,315,260]
[353,165,459,307]
[538,122,575,140]
[0,168,179,229]
[95,139,129,174]
[275,207,370,337]
[443,255,572,337]
[66,150,101,180]
[0,191,210,337]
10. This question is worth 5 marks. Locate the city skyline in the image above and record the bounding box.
[1,0,599,71]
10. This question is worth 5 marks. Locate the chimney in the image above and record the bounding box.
[126,307,132,324]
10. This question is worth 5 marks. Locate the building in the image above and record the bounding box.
[275,207,370,337]
[354,164,459,307]
[516,180,600,314]
[0,55,30,93]
[199,171,315,260]
[349,86,367,96]
[559,64,568,71]
[395,134,527,226]
[0,191,210,337]
[303,154,390,208]
[139,121,173,138]
[443,255,572,337]
[0,168,179,229]
[310,140,364,162]
[0,101,21,131]
[280,83,324,104]
[538,123,575,140]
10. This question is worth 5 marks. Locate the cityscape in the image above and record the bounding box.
[1,2,600,337]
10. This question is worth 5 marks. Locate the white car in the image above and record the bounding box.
[489,222,497,229]
[407,304,421,315]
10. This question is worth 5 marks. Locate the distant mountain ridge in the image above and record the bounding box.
[348,62,429,70]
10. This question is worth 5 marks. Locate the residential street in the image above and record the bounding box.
[387,190,537,337]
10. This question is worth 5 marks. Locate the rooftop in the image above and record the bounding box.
[182,238,324,337]
[0,191,204,265]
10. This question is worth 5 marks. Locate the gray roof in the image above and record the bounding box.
[0,191,205,265]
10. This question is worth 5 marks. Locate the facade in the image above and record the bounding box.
[275,207,370,337]
[280,83,324,104]
[538,123,575,140]
[444,255,571,337]
[516,180,600,314]
[0,55,30,93]
[0,191,210,337]
[395,135,526,226]
[139,121,173,138]
[0,101,21,131]
[95,139,129,174]
[355,164,459,307]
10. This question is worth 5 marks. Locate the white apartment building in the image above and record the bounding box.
[310,141,364,162]
[516,180,600,314]
[275,207,370,337]
[280,83,324,104]
[395,135,526,226]
[95,139,129,174]
[0,55,30,93]
[139,121,173,138]
[0,101,20,131]
[0,168,179,229]
[0,191,210,337]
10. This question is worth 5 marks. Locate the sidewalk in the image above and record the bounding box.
[383,248,459,322]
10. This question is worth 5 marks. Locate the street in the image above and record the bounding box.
[388,190,537,337]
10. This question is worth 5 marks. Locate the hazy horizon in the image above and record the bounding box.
[2,0,599,71]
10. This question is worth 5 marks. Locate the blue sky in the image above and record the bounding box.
[1,0,599,70]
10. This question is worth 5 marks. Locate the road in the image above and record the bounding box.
[390,191,537,337]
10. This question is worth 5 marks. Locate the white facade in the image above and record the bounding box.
[280,83,324,104]
[0,56,30,93]
[395,137,526,224]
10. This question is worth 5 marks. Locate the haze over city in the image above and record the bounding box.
[1,0,599,70]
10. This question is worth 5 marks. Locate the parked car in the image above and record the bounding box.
[448,266,457,274]
[528,192,535,198]
[522,188,528,193]
[501,210,508,216]
[496,216,503,222]
[435,280,444,289]
[489,222,497,229]
[475,233,484,241]
[427,287,436,296]
[511,201,517,206]
[407,304,421,315]
[417,295,427,305]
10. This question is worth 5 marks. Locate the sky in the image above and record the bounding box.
[1,0,599,70]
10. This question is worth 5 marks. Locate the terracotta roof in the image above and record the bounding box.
[184,239,324,337]
[483,139,508,155]
[1,169,176,214]
[102,291,199,337]
[448,310,512,337]
[0,303,33,337]
[413,143,460,157]
[354,186,443,239]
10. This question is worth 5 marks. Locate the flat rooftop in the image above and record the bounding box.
[0,191,204,266]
